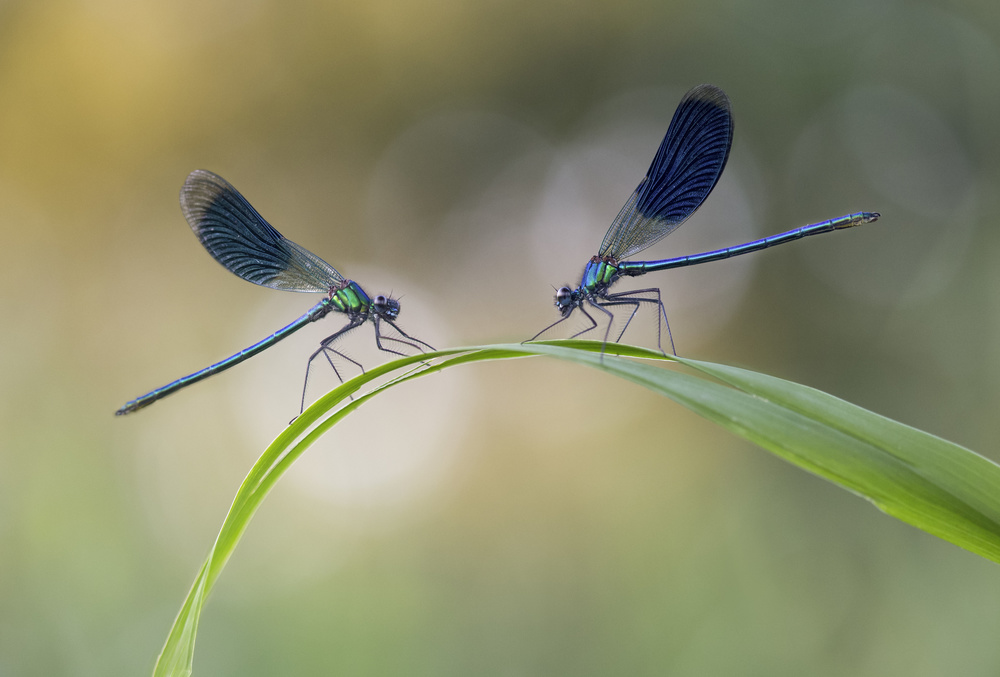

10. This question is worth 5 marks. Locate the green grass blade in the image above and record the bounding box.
[673,356,1000,560]
[151,340,1000,676]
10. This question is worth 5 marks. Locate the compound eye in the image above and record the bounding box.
[374,294,388,308]
[555,287,573,305]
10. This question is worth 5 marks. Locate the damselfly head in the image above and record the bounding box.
[372,294,401,320]
[554,286,575,314]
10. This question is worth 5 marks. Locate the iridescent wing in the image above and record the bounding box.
[598,84,733,260]
[180,169,344,293]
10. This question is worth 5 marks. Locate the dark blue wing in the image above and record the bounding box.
[180,170,343,293]
[598,84,733,260]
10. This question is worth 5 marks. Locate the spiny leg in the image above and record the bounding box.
[598,296,670,354]
[585,297,617,359]
[379,318,435,353]
[602,297,642,343]
[300,345,364,414]
[375,317,434,353]
[300,319,365,413]
[373,319,430,373]
[378,336,424,354]
[372,317,413,358]
[525,312,577,343]
[320,348,346,384]
[567,304,599,340]
[602,287,675,355]
[375,319,439,374]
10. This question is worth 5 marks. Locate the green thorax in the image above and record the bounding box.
[330,280,372,314]
[579,256,619,294]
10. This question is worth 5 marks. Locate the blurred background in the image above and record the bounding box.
[2,0,999,674]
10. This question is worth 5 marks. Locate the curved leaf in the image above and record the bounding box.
[151,341,1000,676]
